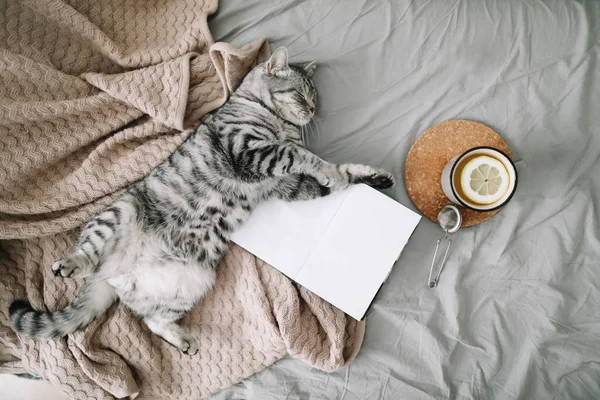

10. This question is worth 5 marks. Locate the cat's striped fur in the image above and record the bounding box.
[9,47,394,354]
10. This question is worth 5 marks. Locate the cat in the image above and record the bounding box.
[9,47,395,354]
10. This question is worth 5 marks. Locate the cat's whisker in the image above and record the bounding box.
[301,125,307,146]
[307,121,317,143]
[315,117,326,129]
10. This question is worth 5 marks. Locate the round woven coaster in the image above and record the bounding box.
[404,120,513,227]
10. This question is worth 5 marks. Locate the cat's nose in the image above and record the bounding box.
[309,106,315,113]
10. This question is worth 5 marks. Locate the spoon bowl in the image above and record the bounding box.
[438,205,462,233]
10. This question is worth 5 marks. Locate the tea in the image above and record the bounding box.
[452,154,510,205]
[441,147,517,212]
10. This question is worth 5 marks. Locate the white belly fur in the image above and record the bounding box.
[103,233,217,304]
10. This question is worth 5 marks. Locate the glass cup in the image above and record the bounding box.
[441,146,518,212]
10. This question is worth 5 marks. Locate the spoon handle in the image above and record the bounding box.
[428,234,452,288]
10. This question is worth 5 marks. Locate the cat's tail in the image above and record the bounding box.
[9,280,117,339]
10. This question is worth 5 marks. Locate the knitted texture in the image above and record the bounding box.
[0,1,365,399]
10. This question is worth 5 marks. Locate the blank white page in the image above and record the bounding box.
[231,184,421,320]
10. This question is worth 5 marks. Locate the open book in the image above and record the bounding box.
[231,184,421,320]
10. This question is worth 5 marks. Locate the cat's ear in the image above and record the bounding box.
[302,61,317,77]
[267,47,289,75]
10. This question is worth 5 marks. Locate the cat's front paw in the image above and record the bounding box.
[357,169,395,189]
[314,173,334,187]
[314,165,339,188]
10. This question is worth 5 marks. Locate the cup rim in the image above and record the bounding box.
[449,146,518,212]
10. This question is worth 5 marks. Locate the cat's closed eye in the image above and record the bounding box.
[296,91,314,108]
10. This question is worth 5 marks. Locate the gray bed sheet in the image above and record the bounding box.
[207,1,600,399]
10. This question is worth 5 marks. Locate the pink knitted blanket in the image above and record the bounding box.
[0,1,365,399]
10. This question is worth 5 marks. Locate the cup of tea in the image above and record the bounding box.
[441,146,517,212]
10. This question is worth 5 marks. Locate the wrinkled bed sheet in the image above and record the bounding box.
[207,1,600,399]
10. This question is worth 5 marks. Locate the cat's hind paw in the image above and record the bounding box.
[181,335,199,355]
[51,256,87,278]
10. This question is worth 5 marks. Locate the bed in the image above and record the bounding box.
[207,0,600,398]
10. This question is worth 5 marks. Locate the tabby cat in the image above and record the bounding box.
[9,47,394,354]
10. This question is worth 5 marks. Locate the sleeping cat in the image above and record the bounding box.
[9,47,394,354]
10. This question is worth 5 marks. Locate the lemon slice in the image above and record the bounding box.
[459,155,510,205]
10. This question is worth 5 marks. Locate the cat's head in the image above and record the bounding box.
[245,47,317,126]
